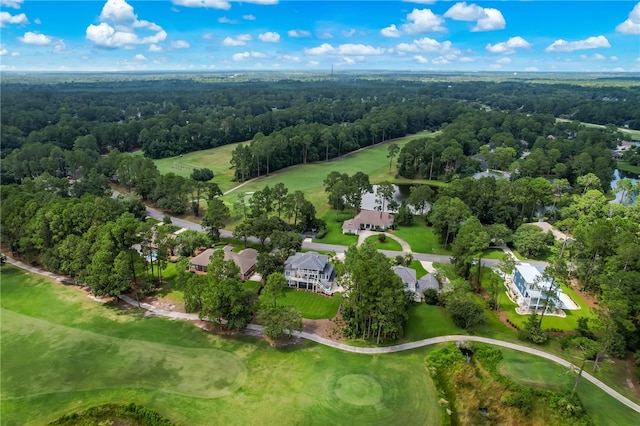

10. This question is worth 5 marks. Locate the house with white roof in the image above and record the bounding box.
[511,263,561,312]
[284,252,335,295]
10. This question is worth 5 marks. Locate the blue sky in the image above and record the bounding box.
[1,0,639,72]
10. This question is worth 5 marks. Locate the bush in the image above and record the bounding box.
[378,234,387,243]
[424,288,439,305]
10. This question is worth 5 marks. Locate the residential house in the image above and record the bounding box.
[223,245,258,281]
[392,265,440,302]
[511,263,561,312]
[284,252,335,295]
[342,209,395,235]
[188,246,257,281]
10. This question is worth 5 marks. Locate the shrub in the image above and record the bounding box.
[424,288,439,305]
[378,234,387,243]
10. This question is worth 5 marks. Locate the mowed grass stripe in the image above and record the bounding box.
[1,266,441,426]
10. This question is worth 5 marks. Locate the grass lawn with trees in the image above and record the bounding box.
[497,348,640,426]
[220,131,436,217]
[391,223,451,255]
[617,160,640,174]
[277,288,342,320]
[152,141,246,194]
[1,266,439,426]
[365,234,403,252]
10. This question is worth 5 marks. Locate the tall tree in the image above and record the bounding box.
[202,198,230,242]
[387,143,400,172]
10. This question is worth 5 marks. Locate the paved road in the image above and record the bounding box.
[4,255,639,414]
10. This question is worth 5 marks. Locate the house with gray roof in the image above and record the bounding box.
[393,265,441,302]
[188,246,257,281]
[342,209,395,235]
[417,273,440,297]
[284,252,335,295]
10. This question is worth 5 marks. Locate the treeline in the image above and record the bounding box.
[397,110,618,190]
[2,77,639,164]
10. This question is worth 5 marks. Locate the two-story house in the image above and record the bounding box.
[512,263,560,312]
[284,252,335,295]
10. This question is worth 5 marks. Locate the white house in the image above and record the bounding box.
[511,263,561,312]
[284,252,335,295]
[342,209,395,235]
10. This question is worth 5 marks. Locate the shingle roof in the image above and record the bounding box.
[417,273,440,292]
[392,265,416,285]
[189,248,215,267]
[285,252,329,271]
[342,209,394,230]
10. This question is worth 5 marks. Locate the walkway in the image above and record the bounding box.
[356,230,411,252]
[4,255,639,414]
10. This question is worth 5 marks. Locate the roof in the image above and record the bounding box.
[529,221,570,242]
[392,265,416,285]
[342,209,394,230]
[285,252,329,272]
[189,248,215,267]
[223,245,257,275]
[515,263,544,285]
[417,273,440,292]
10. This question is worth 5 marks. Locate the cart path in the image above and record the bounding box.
[4,255,639,414]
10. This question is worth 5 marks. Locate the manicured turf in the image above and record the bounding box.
[391,223,451,255]
[153,141,246,193]
[365,235,403,252]
[220,132,436,216]
[316,211,359,246]
[617,160,640,175]
[279,288,342,319]
[482,248,507,260]
[403,303,463,342]
[498,348,640,426]
[500,283,596,331]
[409,260,428,278]
[1,266,440,426]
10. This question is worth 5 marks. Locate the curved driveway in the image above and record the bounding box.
[4,255,639,414]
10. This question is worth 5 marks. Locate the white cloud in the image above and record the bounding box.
[525,67,539,72]
[231,50,267,61]
[307,60,319,66]
[0,0,24,9]
[414,55,428,64]
[281,54,300,63]
[342,28,356,37]
[495,57,511,64]
[19,31,52,45]
[10,51,20,57]
[134,53,147,61]
[336,43,384,55]
[610,56,618,62]
[432,56,451,65]
[545,35,610,52]
[34,18,41,24]
[86,0,167,48]
[397,37,460,56]
[0,45,7,55]
[616,2,640,34]
[444,2,505,31]
[53,40,66,53]
[580,53,606,61]
[149,43,163,52]
[339,56,356,66]
[381,24,401,38]
[170,39,190,49]
[402,8,446,34]
[218,16,238,24]
[458,56,474,62]
[486,36,531,54]
[222,34,252,46]
[203,32,214,40]
[171,0,278,10]
[304,43,334,55]
[258,32,280,43]
[317,31,333,39]
[288,29,311,37]
[243,14,256,21]
[0,11,28,27]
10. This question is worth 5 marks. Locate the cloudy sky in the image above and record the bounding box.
[1,0,639,72]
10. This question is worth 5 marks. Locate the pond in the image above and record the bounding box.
[611,168,638,204]
[360,184,413,212]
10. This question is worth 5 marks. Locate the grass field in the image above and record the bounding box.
[617,160,640,175]
[403,304,462,342]
[153,141,246,193]
[498,348,640,426]
[0,266,440,426]
[220,132,436,217]
[391,223,451,255]
[365,234,403,252]
[278,288,342,319]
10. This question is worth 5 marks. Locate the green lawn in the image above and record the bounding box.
[365,234,403,252]
[277,288,342,320]
[0,266,439,426]
[403,303,463,342]
[500,283,596,331]
[498,348,640,426]
[409,260,428,278]
[315,211,360,246]
[482,248,507,260]
[391,222,451,255]
[153,141,247,193]
[220,132,436,216]
[617,160,640,175]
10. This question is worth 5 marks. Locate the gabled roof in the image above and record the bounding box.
[189,248,215,267]
[417,273,439,292]
[285,252,329,272]
[223,245,257,275]
[392,265,416,285]
[342,209,394,230]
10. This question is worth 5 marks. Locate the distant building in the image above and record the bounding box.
[284,252,335,295]
[188,246,257,281]
[342,209,395,235]
[511,263,560,312]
